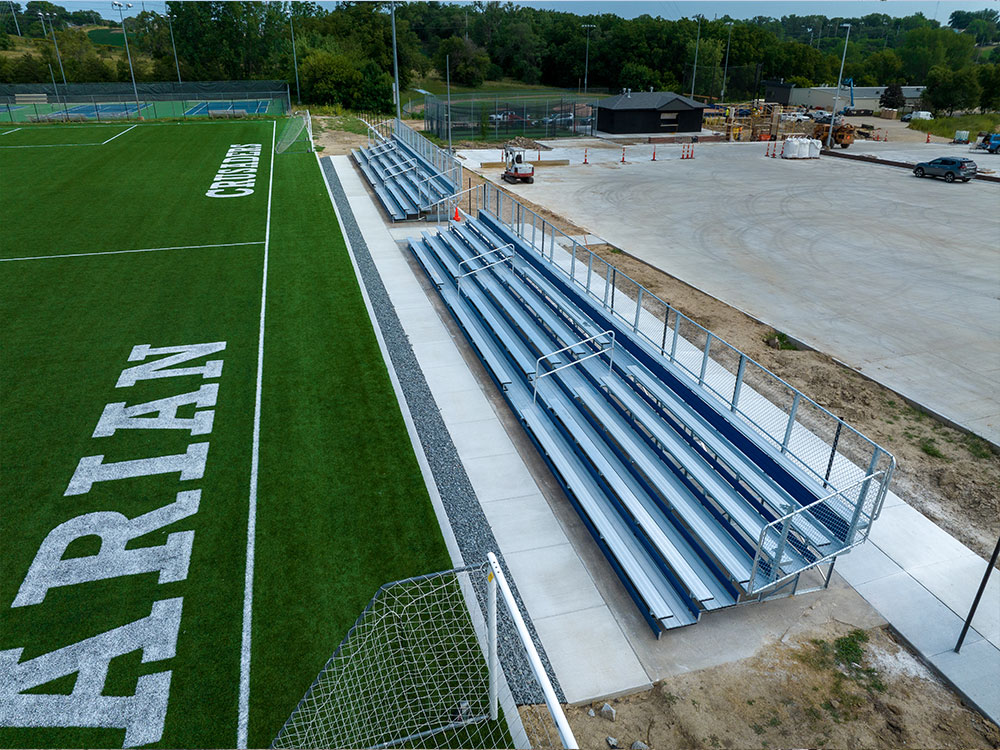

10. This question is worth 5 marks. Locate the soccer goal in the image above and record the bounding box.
[275,109,314,154]
[271,553,577,749]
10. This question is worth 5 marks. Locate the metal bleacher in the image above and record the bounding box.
[352,121,458,222]
[407,208,894,636]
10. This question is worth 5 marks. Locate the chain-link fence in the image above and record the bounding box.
[424,92,598,142]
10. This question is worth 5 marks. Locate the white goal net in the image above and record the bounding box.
[271,554,576,749]
[275,109,313,154]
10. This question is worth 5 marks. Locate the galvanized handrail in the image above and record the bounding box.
[532,331,615,403]
[746,468,888,595]
[476,180,895,500]
[458,244,513,271]
[381,158,417,179]
[456,254,514,294]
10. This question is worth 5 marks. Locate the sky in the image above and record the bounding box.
[22,0,1000,23]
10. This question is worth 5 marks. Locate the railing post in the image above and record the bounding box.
[587,252,594,296]
[848,450,883,543]
[571,241,577,280]
[661,311,670,355]
[670,315,680,360]
[698,332,712,385]
[732,354,746,411]
[634,287,643,332]
[610,268,617,312]
[824,422,843,488]
[782,392,801,454]
[487,564,498,722]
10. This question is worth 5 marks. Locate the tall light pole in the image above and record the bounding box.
[827,23,851,150]
[166,13,181,84]
[390,0,401,121]
[112,2,141,118]
[882,21,891,50]
[8,1,20,35]
[720,21,734,103]
[581,23,595,95]
[289,12,300,104]
[806,26,813,47]
[446,53,452,155]
[816,22,823,48]
[690,15,701,99]
[45,14,67,91]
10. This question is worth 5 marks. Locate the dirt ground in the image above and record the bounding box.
[564,623,1000,750]
[320,116,999,560]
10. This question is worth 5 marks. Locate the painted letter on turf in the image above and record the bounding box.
[0,598,183,747]
[64,443,209,496]
[13,491,201,607]
[93,383,218,437]
[116,342,226,388]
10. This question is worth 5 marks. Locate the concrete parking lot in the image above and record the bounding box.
[462,140,1000,445]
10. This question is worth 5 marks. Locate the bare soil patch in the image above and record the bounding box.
[461,162,999,562]
[565,624,1000,750]
[311,115,369,155]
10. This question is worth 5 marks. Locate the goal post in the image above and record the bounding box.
[275,109,313,154]
[271,553,577,749]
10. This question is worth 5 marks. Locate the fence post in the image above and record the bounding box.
[698,332,712,385]
[487,565,498,722]
[732,354,746,411]
[782,393,800,453]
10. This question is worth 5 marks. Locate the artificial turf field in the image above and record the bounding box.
[0,120,452,748]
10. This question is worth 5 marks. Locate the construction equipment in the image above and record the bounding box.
[812,121,856,149]
[502,145,534,184]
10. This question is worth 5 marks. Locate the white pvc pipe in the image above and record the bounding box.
[487,553,578,749]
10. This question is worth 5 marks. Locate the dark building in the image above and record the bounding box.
[763,80,794,105]
[595,91,707,134]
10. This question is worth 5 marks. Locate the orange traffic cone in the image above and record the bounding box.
[652,145,657,161]
[583,148,588,164]
[453,206,461,222]
[926,132,931,143]
[621,146,626,163]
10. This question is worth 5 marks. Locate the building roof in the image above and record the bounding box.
[596,91,707,111]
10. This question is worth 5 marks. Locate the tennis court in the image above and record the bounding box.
[0,98,284,123]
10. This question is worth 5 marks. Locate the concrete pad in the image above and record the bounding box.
[462,452,543,503]
[410,338,468,370]
[855,572,983,656]
[480,493,571,554]
[908,556,1000,645]
[446,417,518,461]
[436,386,496,425]
[532,605,652,704]
[929,639,1000,721]
[869,503,975,571]
[420,362,482,395]
[834,541,903,586]
[505,543,606,620]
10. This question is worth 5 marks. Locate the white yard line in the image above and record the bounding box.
[0,241,264,263]
[1,128,21,136]
[237,118,275,750]
[101,123,138,145]
[0,141,105,149]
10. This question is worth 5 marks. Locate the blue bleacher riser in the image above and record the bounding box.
[408,232,701,633]
[393,139,458,194]
[478,211,826,514]
[424,225,730,622]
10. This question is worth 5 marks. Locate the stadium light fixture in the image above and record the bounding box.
[720,21,734,103]
[166,13,181,84]
[112,1,142,118]
[581,24,595,95]
[828,23,851,150]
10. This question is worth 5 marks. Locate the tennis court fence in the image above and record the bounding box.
[0,81,291,123]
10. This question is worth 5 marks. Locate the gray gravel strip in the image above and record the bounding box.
[321,156,562,706]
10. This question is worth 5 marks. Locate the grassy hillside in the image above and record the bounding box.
[908,113,1000,139]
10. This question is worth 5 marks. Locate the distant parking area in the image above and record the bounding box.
[467,140,1000,444]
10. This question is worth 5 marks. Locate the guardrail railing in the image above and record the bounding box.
[747,469,887,595]
[464,180,895,516]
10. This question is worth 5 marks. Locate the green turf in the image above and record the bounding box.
[0,99,286,125]
[86,27,126,46]
[0,120,451,748]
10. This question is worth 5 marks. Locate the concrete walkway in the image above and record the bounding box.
[331,154,999,725]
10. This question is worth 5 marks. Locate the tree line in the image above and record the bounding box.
[1,2,998,114]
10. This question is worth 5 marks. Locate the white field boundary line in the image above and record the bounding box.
[237,117,275,750]
[0,141,107,149]
[0,240,264,263]
[1,127,21,136]
[101,123,138,145]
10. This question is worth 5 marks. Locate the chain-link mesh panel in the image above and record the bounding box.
[703,336,741,407]
[272,563,568,750]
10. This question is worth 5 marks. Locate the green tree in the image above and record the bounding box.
[879,83,905,109]
[978,64,1000,111]
[434,35,489,87]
